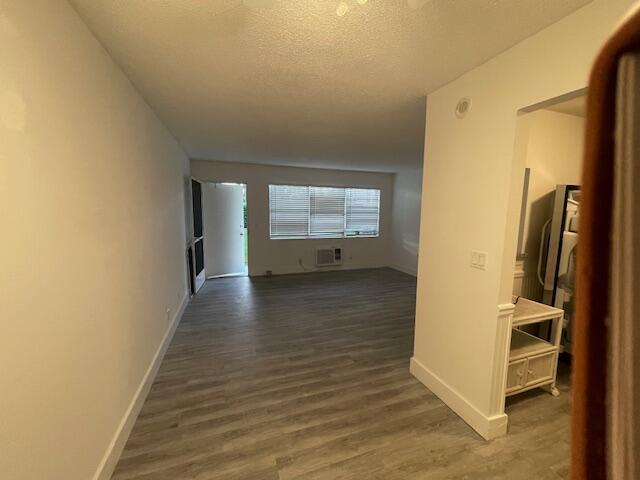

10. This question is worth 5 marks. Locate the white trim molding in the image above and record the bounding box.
[92,292,189,480]
[410,357,508,440]
[490,303,516,419]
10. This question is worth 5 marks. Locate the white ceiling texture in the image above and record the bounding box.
[71,0,592,172]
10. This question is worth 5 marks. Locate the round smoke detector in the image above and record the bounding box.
[455,97,472,119]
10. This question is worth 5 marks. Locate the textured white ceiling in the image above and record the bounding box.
[71,0,592,172]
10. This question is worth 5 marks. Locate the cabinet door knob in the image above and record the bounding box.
[528,370,534,375]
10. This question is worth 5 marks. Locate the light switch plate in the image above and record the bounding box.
[471,250,488,270]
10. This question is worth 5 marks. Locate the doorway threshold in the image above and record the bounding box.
[207,270,248,280]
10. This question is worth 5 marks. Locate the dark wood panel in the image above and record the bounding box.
[194,239,204,276]
[191,179,203,238]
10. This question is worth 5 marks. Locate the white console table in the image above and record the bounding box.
[506,298,564,397]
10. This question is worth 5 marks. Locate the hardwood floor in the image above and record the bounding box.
[112,268,570,479]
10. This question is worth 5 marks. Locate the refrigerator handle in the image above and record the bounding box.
[537,218,552,287]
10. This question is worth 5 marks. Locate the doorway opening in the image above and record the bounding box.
[503,88,586,432]
[512,90,585,347]
[202,182,248,278]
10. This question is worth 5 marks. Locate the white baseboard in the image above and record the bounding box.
[92,292,189,480]
[410,357,508,440]
[390,263,417,277]
[249,264,390,277]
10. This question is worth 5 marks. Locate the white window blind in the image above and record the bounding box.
[269,184,380,239]
[310,187,345,237]
[269,185,309,238]
[345,188,380,237]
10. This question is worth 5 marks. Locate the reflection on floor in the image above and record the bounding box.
[207,265,248,279]
[112,268,570,480]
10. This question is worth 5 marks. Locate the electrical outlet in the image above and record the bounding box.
[470,250,488,270]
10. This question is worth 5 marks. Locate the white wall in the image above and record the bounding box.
[412,0,634,439]
[0,1,189,479]
[202,183,246,277]
[520,109,585,289]
[191,159,394,276]
[391,166,423,276]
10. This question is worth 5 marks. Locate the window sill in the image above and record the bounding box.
[270,235,380,241]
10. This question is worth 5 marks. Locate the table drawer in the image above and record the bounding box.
[506,359,527,394]
[524,351,556,386]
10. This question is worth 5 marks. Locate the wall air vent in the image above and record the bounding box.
[315,247,342,267]
[455,97,472,119]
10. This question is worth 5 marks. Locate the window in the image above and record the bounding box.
[269,185,380,239]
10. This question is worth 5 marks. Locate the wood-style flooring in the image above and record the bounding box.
[112,268,570,480]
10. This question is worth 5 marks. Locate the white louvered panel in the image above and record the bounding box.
[269,184,380,239]
[310,187,345,238]
[269,185,309,239]
[345,188,380,237]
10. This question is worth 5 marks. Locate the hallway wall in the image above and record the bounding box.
[0,1,189,478]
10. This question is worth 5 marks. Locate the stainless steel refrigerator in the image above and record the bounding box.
[538,185,580,353]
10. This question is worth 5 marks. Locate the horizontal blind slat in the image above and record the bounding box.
[310,186,345,237]
[269,185,380,239]
[345,188,380,236]
[269,185,309,238]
